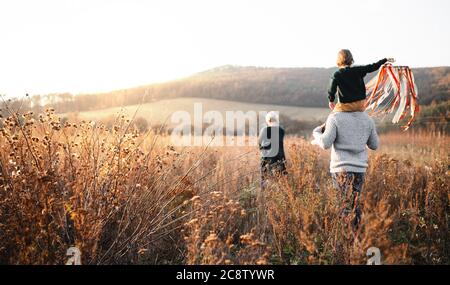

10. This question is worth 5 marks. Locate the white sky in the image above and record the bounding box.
[1,0,449,97]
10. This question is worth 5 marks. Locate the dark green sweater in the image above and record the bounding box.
[327,58,388,103]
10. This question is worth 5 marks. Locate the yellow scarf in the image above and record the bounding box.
[334,99,366,112]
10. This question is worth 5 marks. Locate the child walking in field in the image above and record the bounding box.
[327,49,394,112]
[258,111,287,189]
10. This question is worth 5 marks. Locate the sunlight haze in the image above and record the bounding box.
[1,0,449,97]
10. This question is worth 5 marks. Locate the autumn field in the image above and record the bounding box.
[61,97,330,127]
[0,106,448,265]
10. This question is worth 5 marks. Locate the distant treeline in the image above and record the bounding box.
[4,65,449,114]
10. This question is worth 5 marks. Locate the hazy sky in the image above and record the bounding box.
[1,0,449,96]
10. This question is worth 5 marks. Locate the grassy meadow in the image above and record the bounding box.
[61,97,330,126]
[0,103,448,265]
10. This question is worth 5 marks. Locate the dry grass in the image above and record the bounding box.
[378,131,449,164]
[0,104,448,264]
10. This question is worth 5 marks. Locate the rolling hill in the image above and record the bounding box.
[31,65,449,115]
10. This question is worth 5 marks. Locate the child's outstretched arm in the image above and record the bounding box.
[356,58,395,76]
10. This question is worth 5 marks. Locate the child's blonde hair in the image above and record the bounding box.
[337,49,354,67]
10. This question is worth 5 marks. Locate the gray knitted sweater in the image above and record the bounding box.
[312,112,379,173]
